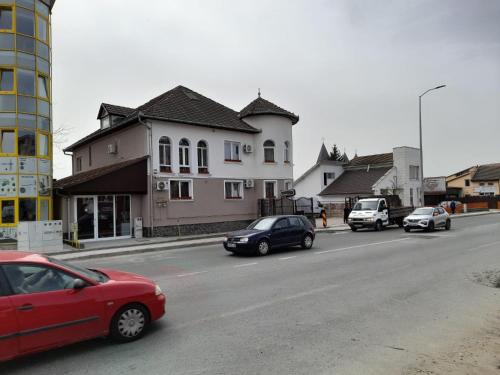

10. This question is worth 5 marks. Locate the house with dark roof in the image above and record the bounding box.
[293,143,348,199]
[55,86,298,240]
[295,144,422,207]
[447,163,500,197]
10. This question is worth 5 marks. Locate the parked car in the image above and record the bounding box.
[223,215,315,256]
[403,207,451,232]
[0,252,166,362]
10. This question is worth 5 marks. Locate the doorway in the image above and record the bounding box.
[74,195,131,241]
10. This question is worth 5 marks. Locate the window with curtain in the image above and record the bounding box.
[197,140,208,173]
[284,141,290,163]
[159,136,171,173]
[264,140,275,162]
[179,138,190,173]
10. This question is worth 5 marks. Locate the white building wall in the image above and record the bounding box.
[294,164,345,201]
[150,117,293,180]
[393,146,421,207]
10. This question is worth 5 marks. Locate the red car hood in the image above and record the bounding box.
[97,268,155,285]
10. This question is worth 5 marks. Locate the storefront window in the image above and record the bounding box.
[0,7,13,30]
[39,198,49,220]
[1,129,15,154]
[1,199,15,224]
[17,69,36,96]
[18,129,36,155]
[19,198,36,221]
[115,195,131,236]
[16,8,35,36]
[98,195,114,238]
[38,132,48,156]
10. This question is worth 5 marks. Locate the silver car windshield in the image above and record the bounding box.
[412,208,434,215]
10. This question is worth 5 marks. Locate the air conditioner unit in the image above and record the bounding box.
[156,181,168,191]
[107,143,117,154]
[244,179,255,188]
[243,144,253,153]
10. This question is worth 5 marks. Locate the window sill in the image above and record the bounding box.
[225,197,243,200]
[224,160,242,164]
[264,161,277,165]
[170,197,194,202]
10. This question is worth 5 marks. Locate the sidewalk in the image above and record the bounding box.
[54,210,499,261]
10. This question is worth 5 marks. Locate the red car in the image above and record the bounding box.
[0,252,166,362]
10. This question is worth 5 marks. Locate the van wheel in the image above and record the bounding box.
[375,220,383,232]
[301,234,314,249]
[350,226,357,232]
[404,227,410,232]
[445,219,451,230]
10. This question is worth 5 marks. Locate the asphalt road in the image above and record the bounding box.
[2,215,500,375]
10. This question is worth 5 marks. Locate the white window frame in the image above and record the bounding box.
[263,180,278,198]
[179,139,190,168]
[224,140,241,162]
[101,116,110,129]
[224,180,244,200]
[159,136,172,172]
[284,141,290,163]
[169,179,193,201]
[197,140,208,168]
[284,180,293,191]
[263,140,275,163]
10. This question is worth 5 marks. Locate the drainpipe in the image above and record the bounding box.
[137,111,154,237]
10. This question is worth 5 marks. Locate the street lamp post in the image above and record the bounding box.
[419,84,446,207]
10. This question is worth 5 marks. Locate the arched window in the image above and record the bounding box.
[197,140,208,173]
[159,136,171,173]
[263,140,275,163]
[179,138,190,173]
[284,141,290,163]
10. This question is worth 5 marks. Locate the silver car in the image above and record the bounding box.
[403,207,451,232]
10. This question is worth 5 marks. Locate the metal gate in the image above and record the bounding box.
[257,197,316,226]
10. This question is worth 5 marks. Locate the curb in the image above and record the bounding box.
[57,239,224,261]
[53,232,226,256]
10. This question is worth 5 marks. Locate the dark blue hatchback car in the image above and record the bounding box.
[223,215,315,256]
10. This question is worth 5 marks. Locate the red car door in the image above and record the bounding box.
[0,270,18,361]
[3,263,105,355]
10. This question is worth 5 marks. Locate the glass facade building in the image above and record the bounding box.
[0,0,54,239]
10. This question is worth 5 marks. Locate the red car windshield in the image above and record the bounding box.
[46,257,107,283]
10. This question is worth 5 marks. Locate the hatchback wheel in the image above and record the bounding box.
[301,234,314,249]
[111,304,149,343]
[445,219,451,230]
[427,221,435,232]
[256,240,270,256]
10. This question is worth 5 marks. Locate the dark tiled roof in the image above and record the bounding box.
[64,85,261,152]
[98,103,135,119]
[319,167,391,196]
[239,96,299,125]
[348,152,393,167]
[471,163,500,181]
[54,157,147,190]
[317,143,331,163]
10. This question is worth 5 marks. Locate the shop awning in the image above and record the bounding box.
[54,157,147,195]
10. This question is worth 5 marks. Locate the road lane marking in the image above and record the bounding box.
[234,262,258,268]
[314,238,411,255]
[279,256,297,260]
[468,240,500,252]
[176,271,208,277]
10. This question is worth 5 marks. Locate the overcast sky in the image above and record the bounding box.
[52,0,500,179]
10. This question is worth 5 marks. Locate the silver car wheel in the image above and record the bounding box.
[258,241,269,255]
[118,308,145,338]
[304,235,313,249]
